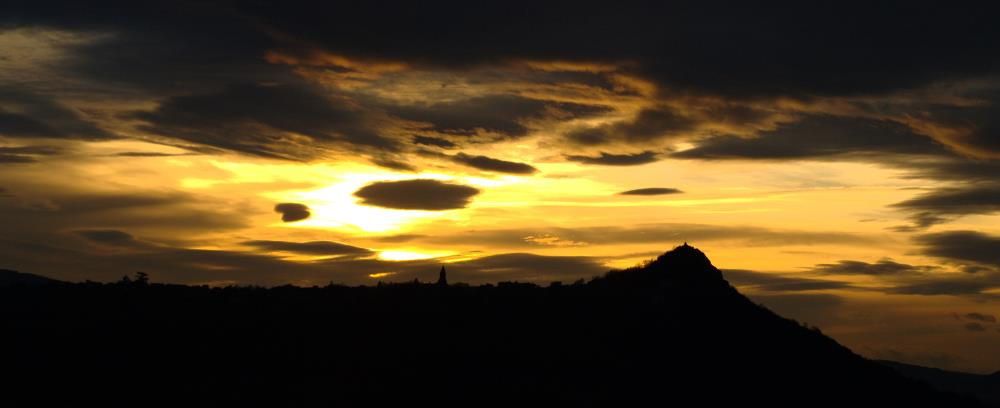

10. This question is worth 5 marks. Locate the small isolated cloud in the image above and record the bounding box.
[241,240,373,257]
[451,153,537,174]
[354,179,480,210]
[74,229,143,248]
[274,203,311,222]
[618,187,683,196]
[565,151,659,166]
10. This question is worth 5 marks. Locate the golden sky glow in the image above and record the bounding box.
[3,12,1000,374]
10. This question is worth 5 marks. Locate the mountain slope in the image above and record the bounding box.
[881,360,1000,405]
[0,244,985,407]
[0,269,59,287]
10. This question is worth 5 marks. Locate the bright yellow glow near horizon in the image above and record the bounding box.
[377,250,442,261]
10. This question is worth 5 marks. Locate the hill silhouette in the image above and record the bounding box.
[880,360,1000,405]
[1,244,989,407]
[0,268,58,287]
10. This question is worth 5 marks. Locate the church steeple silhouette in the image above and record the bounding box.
[437,266,448,286]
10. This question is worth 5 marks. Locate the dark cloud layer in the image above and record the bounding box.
[10,2,1000,102]
[888,279,999,297]
[565,151,659,166]
[0,88,114,140]
[566,107,698,146]
[412,223,880,248]
[233,2,1000,98]
[412,135,456,148]
[241,240,373,257]
[964,322,987,332]
[0,154,36,164]
[389,95,609,139]
[450,153,537,174]
[354,179,480,210]
[0,145,65,163]
[723,269,854,292]
[915,231,1000,268]
[812,259,932,275]
[963,312,997,323]
[618,187,682,196]
[892,186,1000,228]
[274,203,310,222]
[133,83,394,160]
[75,229,139,246]
[674,116,941,160]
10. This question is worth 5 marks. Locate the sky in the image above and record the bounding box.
[1,1,1000,372]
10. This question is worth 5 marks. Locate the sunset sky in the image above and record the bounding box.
[2,2,1000,372]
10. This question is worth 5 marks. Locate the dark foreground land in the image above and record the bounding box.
[1,245,991,406]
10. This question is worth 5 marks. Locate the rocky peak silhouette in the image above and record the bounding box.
[643,243,725,285]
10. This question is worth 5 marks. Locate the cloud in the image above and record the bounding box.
[0,154,37,164]
[887,279,998,296]
[133,82,396,160]
[241,240,373,257]
[811,259,933,275]
[353,179,480,210]
[443,253,608,283]
[618,187,683,196]
[232,3,1000,99]
[565,151,659,166]
[722,269,854,292]
[386,94,610,139]
[914,230,1000,268]
[370,234,426,243]
[907,90,1000,158]
[415,223,881,249]
[0,188,250,238]
[964,322,987,332]
[0,88,114,140]
[797,256,1000,298]
[0,145,65,164]
[673,116,941,160]
[369,156,417,172]
[109,152,195,157]
[565,107,698,146]
[412,135,455,148]
[74,229,139,247]
[274,203,310,222]
[450,153,537,174]
[892,186,1000,228]
[963,312,997,323]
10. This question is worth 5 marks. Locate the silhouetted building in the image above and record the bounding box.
[437,266,447,286]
